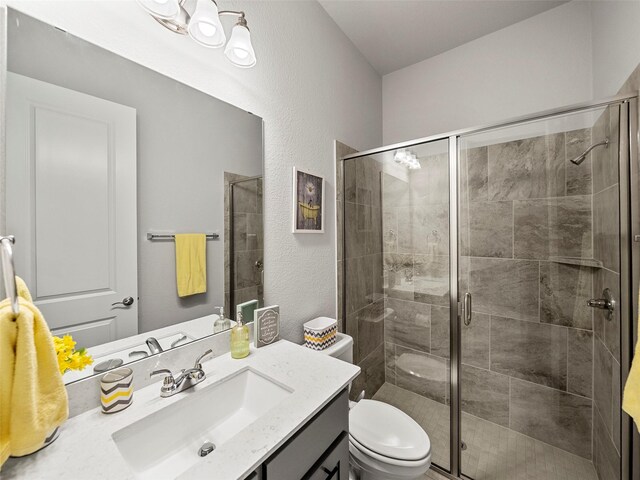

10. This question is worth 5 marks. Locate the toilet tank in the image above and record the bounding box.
[317,332,353,364]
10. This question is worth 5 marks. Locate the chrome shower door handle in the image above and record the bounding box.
[463,292,472,326]
[112,296,134,307]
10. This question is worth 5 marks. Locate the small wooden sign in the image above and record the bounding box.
[254,305,280,348]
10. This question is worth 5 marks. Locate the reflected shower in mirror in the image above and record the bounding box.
[224,174,264,321]
[3,9,263,383]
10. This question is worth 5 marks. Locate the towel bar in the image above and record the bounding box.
[147,233,219,241]
[0,235,19,317]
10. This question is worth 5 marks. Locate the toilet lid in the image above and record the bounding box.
[349,399,430,461]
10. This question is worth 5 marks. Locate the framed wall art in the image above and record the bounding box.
[292,167,325,233]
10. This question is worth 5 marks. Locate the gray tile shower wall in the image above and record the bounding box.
[395,344,448,404]
[510,378,593,459]
[468,258,539,321]
[336,141,386,400]
[540,262,593,330]
[382,151,453,411]
[487,135,566,200]
[383,129,600,460]
[513,195,592,260]
[460,364,509,427]
[490,315,568,390]
[384,297,430,353]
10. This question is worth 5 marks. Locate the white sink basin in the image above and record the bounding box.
[112,367,293,479]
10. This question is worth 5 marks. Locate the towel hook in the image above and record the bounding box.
[0,236,19,317]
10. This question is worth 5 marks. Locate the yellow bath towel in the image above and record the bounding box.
[175,233,207,297]
[623,290,640,425]
[0,298,68,465]
[15,276,33,303]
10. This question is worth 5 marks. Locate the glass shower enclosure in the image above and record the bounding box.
[226,175,264,320]
[340,93,639,480]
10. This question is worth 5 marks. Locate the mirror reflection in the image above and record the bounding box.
[4,10,264,383]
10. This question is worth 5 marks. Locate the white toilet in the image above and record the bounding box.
[318,332,432,480]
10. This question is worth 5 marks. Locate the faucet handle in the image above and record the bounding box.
[194,349,214,369]
[150,368,175,387]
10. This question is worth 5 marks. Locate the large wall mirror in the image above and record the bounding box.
[2,9,264,383]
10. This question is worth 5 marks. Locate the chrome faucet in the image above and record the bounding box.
[150,349,214,397]
[146,337,163,354]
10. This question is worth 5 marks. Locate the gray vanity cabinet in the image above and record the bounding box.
[302,433,349,480]
[258,388,349,480]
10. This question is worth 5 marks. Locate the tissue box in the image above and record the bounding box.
[304,317,337,350]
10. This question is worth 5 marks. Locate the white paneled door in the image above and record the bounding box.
[6,72,138,348]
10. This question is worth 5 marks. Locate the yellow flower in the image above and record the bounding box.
[61,334,76,350]
[56,354,68,373]
[53,334,93,374]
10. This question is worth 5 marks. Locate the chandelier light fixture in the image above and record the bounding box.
[394,149,421,170]
[137,0,256,68]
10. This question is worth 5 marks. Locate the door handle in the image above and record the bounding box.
[463,292,472,326]
[112,296,135,307]
[587,288,615,321]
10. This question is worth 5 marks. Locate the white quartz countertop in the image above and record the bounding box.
[3,340,360,480]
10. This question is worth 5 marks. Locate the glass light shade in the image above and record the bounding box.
[224,24,256,68]
[188,0,226,48]
[137,0,180,20]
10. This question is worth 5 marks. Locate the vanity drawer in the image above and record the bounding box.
[303,432,349,480]
[263,389,348,480]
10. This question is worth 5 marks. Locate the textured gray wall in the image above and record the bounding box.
[6,10,263,333]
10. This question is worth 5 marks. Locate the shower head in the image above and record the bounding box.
[569,138,609,165]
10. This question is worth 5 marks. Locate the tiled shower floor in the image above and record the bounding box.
[373,383,598,480]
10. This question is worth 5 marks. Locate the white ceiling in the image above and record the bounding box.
[319,0,567,75]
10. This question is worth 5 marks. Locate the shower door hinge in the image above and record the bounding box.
[457,301,463,317]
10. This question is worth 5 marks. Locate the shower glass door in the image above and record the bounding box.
[342,137,453,473]
[457,103,623,480]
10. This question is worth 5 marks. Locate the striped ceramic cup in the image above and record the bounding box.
[100,367,133,414]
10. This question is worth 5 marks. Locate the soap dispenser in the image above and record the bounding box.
[213,306,230,333]
[230,311,250,359]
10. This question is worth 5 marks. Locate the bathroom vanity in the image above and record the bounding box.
[2,341,359,479]
[259,390,349,479]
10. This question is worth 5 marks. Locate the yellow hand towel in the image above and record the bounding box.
[15,276,32,303]
[0,298,68,465]
[175,233,207,297]
[623,290,640,425]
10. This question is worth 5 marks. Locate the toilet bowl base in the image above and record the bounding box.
[348,442,430,480]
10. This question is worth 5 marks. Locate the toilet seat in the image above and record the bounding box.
[349,434,431,468]
[349,399,431,464]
